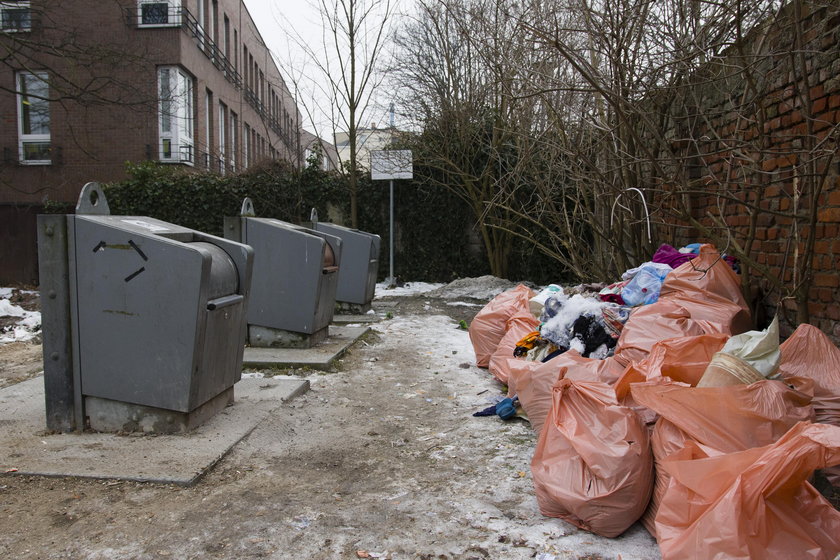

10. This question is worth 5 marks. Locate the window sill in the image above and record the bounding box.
[138,22,180,28]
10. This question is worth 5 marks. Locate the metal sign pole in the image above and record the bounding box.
[370,149,412,289]
[389,178,395,287]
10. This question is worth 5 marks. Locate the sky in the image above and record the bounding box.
[241,0,405,140]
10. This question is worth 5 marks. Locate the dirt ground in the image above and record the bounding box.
[0,293,660,560]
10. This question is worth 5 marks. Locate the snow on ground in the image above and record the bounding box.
[374,281,444,297]
[377,276,526,301]
[0,291,41,344]
[425,275,523,300]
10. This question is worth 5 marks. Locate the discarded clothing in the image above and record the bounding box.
[473,404,498,417]
[601,305,632,339]
[529,343,563,362]
[652,243,697,269]
[541,348,566,363]
[571,315,616,358]
[514,331,543,358]
[598,281,628,305]
[537,294,621,361]
[472,397,520,420]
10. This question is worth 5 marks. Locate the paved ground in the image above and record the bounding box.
[0,294,660,559]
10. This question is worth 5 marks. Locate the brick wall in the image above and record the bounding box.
[661,1,839,341]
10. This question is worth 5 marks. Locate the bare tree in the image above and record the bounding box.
[391,0,558,278]
[391,0,839,333]
[282,0,395,228]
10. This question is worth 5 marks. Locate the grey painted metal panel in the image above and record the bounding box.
[69,216,251,413]
[235,218,341,335]
[37,215,76,431]
[314,223,380,305]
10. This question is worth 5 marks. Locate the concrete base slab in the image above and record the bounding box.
[85,387,234,434]
[248,324,329,349]
[242,325,369,370]
[335,301,372,315]
[0,376,309,486]
[332,314,380,325]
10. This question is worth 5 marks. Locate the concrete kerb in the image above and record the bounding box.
[0,376,309,486]
[242,325,371,370]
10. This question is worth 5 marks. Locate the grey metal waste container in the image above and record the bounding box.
[224,198,342,348]
[38,183,254,433]
[312,222,380,309]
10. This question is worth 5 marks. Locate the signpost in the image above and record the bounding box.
[370,150,413,287]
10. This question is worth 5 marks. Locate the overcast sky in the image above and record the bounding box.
[242,0,405,140]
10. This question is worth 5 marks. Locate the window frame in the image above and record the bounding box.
[158,66,195,165]
[243,123,250,169]
[218,101,227,174]
[0,1,31,32]
[230,111,238,173]
[137,0,180,28]
[16,71,51,165]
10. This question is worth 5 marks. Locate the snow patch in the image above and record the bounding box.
[0,291,41,344]
[375,282,444,297]
[425,275,523,300]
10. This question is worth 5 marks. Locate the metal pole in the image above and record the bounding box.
[389,178,395,287]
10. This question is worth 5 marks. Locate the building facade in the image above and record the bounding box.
[334,126,397,171]
[301,130,338,172]
[0,0,303,283]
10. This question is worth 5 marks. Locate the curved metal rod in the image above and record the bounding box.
[610,187,651,243]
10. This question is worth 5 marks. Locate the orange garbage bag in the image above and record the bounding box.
[779,323,840,485]
[531,378,653,538]
[469,285,534,368]
[506,358,565,437]
[655,422,840,560]
[508,352,626,438]
[488,310,540,385]
[631,380,814,538]
[614,333,728,400]
[614,245,751,366]
[779,323,840,426]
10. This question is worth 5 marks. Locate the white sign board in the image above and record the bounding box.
[371,150,413,180]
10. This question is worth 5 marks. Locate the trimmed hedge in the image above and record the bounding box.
[104,161,494,282]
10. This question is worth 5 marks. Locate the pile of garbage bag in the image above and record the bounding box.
[468,243,840,559]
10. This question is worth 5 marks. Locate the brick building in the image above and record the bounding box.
[0,0,303,284]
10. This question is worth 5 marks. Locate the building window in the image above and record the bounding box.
[204,89,212,168]
[138,0,180,27]
[243,123,250,169]
[158,66,194,164]
[1,1,30,31]
[230,111,238,173]
[17,71,50,164]
[195,0,205,47]
[218,102,227,174]
[233,29,238,71]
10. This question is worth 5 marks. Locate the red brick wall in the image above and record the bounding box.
[664,2,840,341]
